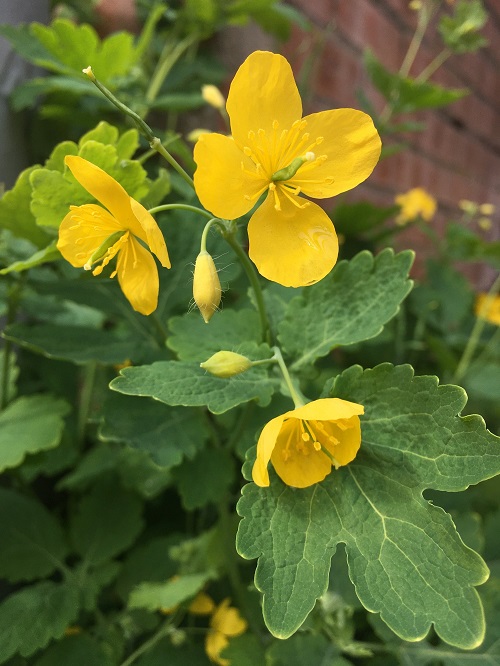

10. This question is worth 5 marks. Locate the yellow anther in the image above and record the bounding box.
[313,441,321,451]
[272,119,280,130]
[301,432,310,441]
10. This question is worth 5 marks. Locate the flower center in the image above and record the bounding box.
[241,119,332,211]
[281,418,345,468]
[84,230,129,276]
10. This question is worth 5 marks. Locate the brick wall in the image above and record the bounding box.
[277,0,500,282]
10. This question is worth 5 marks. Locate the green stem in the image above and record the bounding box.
[379,1,437,124]
[453,273,500,383]
[77,362,97,444]
[146,36,197,106]
[0,277,25,411]
[148,203,213,219]
[200,218,224,252]
[119,617,179,666]
[217,496,261,638]
[85,70,194,189]
[416,47,452,81]
[222,230,271,344]
[272,346,306,408]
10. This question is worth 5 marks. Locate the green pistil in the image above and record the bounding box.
[84,230,126,270]
[271,153,313,182]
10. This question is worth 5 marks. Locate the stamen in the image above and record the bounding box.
[278,185,310,209]
[269,182,281,211]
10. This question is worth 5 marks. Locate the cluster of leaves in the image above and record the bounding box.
[0,2,499,666]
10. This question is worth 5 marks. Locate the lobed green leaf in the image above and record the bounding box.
[237,364,500,647]
[279,249,413,370]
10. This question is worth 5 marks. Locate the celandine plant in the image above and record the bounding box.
[0,28,499,666]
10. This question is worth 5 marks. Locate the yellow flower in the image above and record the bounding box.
[205,599,247,666]
[57,156,170,316]
[395,187,437,225]
[479,203,495,216]
[475,293,500,326]
[252,398,364,488]
[193,51,381,288]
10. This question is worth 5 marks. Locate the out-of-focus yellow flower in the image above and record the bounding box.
[202,84,226,110]
[459,199,478,214]
[57,156,170,316]
[205,599,247,666]
[479,203,495,216]
[200,351,252,378]
[160,590,216,616]
[193,250,222,323]
[252,398,364,488]
[395,187,437,225]
[187,128,211,142]
[194,50,381,288]
[478,217,492,231]
[475,293,500,326]
[409,0,422,10]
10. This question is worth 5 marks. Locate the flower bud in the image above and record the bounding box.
[201,84,225,110]
[200,351,252,378]
[193,250,221,323]
[187,128,210,142]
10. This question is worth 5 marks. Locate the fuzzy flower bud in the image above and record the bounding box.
[193,250,221,323]
[201,84,226,110]
[200,351,253,378]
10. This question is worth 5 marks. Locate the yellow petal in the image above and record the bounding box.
[194,133,267,219]
[322,416,362,466]
[226,51,302,149]
[210,599,247,637]
[248,194,338,287]
[116,235,159,315]
[293,398,364,422]
[271,418,333,488]
[189,592,215,615]
[65,156,147,241]
[57,204,122,267]
[252,412,288,487]
[129,198,170,267]
[205,631,229,666]
[290,109,381,198]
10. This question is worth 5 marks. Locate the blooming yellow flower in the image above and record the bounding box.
[252,398,364,488]
[395,187,437,225]
[57,156,170,316]
[194,51,381,288]
[475,293,500,326]
[205,598,247,666]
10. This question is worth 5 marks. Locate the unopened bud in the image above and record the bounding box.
[201,84,225,110]
[193,251,221,323]
[479,203,495,216]
[187,128,210,142]
[169,628,187,647]
[200,351,252,378]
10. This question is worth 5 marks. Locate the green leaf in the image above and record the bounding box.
[446,223,500,269]
[172,448,235,509]
[236,364,500,647]
[0,395,70,472]
[167,309,262,360]
[0,581,79,662]
[110,352,275,414]
[34,634,113,666]
[331,201,399,235]
[0,167,51,247]
[29,126,148,228]
[439,0,488,54]
[21,19,139,81]
[128,572,213,611]
[140,168,171,209]
[0,488,68,583]
[279,249,413,370]
[70,479,143,565]
[364,50,468,114]
[100,393,208,468]
[221,633,267,666]
[3,323,147,365]
[267,633,349,665]
[0,242,60,275]
[116,537,180,601]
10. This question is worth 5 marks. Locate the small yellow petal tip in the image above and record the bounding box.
[201,84,225,110]
[82,66,95,79]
